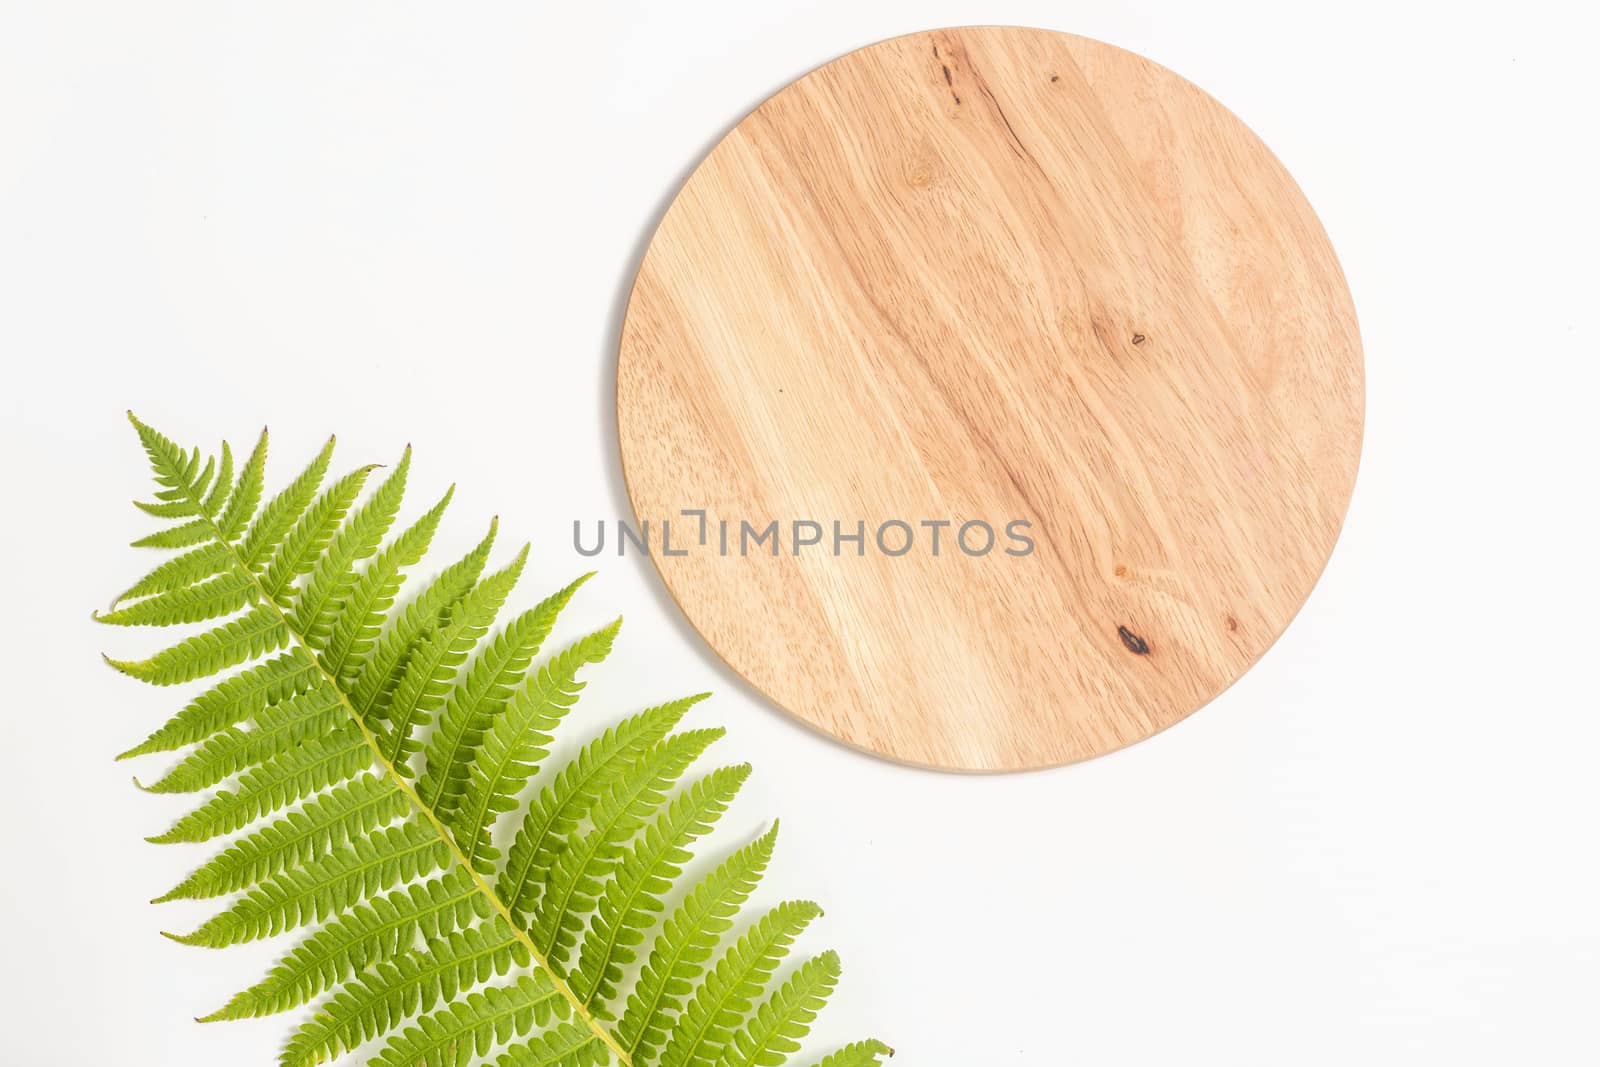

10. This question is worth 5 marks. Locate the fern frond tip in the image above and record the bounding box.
[145,824,193,844]
[195,1003,239,1025]
[808,1038,895,1067]
[116,734,161,761]
[195,990,264,1024]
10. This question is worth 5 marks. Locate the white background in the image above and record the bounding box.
[2,2,1597,1064]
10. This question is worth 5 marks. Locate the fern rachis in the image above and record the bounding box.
[102,414,889,1067]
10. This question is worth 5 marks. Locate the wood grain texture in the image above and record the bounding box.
[617,27,1362,772]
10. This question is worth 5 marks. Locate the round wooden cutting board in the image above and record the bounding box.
[616,27,1362,772]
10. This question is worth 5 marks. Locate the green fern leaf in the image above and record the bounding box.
[205,870,487,1021]
[291,452,412,650]
[117,650,318,760]
[97,571,257,627]
[616,825,778,1062]
[201,439,235,517]
[169,825,453,947]
[369,972,566,1067]
[218,428,268,540]
[801,1041,894,1067]
[132,515,217,549]
[658,902,823,1067]
[133,495,203,519]
[498,696,702,920]
[147,724,371,843]
[420,572,594,824]
[376,547,528,766]
[103,418,881,1067]
[139,684,344,794]
[343,511,488,710]
[497,1022,610,1067]
[107,603,288,685]
[115,540,234,605]
[239,435,335,568]
[573,764,750,1011]
[454,618,621,870]
[284,919,527,1067]
[712,953,840,1067]
[157,776,413,900]
[127,414,204,505]
[262,462,378,602]
[530,730,722,968]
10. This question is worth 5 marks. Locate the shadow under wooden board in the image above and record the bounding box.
[616,26,1363,773]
